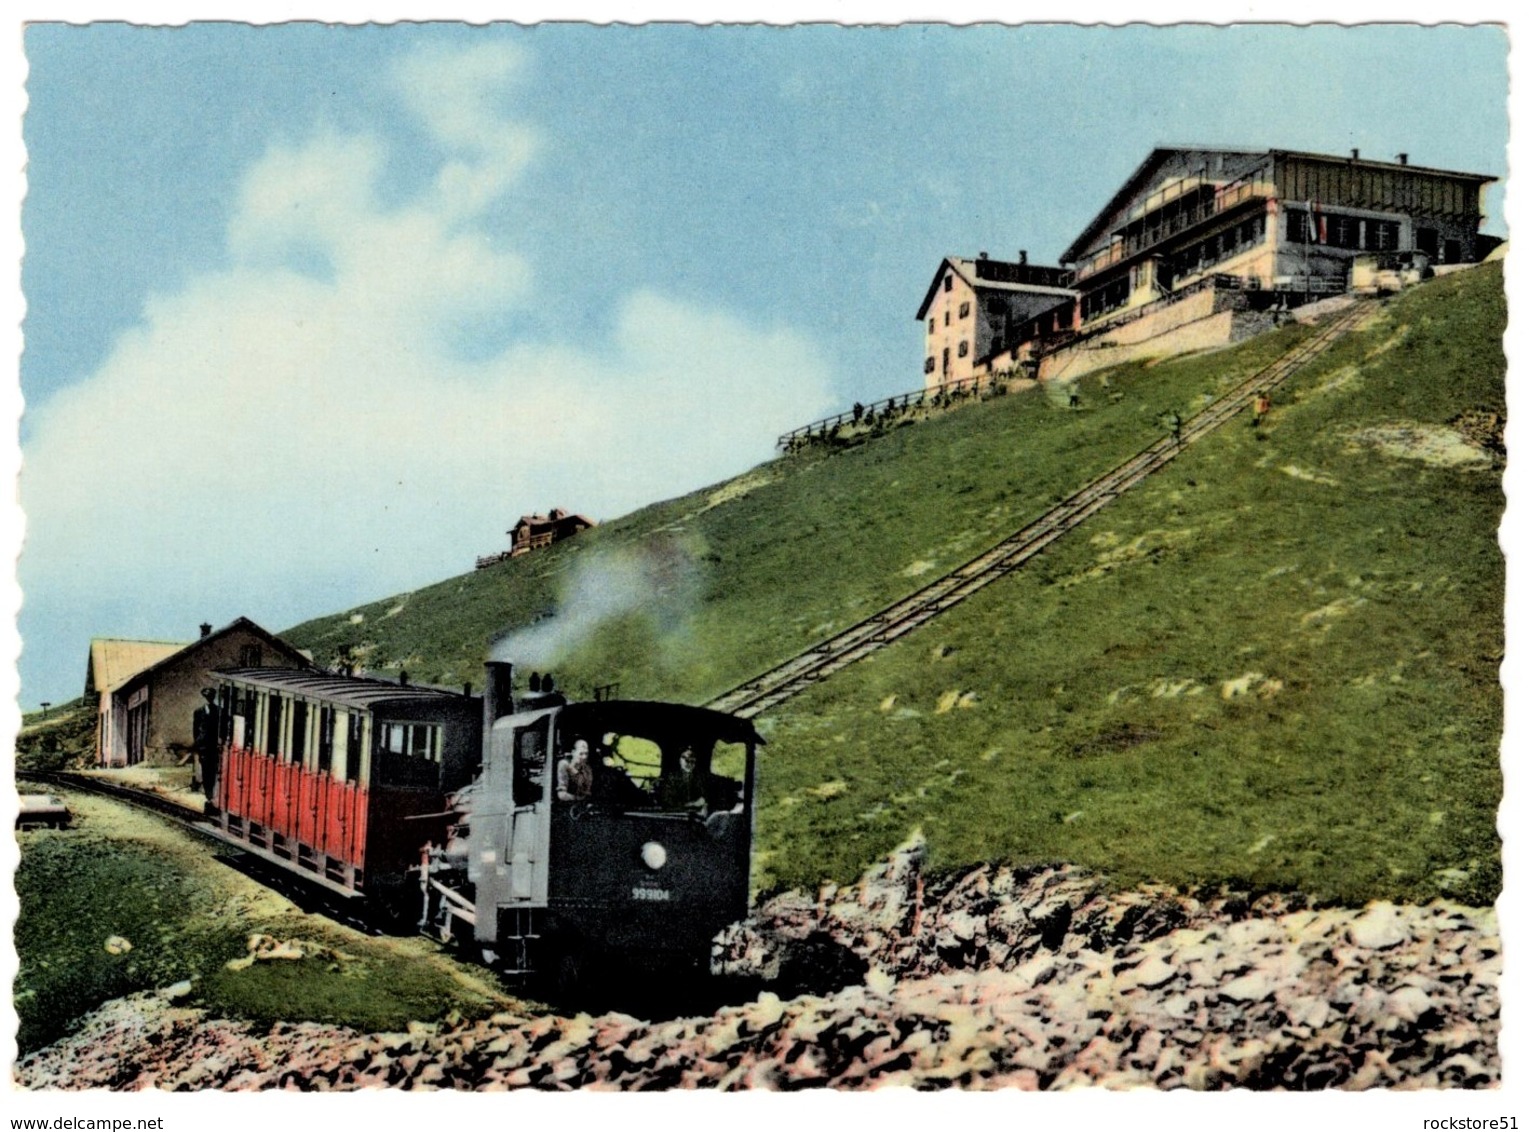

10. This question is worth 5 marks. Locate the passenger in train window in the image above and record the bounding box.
[556,738,594,802]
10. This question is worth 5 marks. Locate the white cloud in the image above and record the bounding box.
[21,42,837,689]
[392,41,540,219]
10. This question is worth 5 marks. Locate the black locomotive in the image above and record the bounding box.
[208,657,761,983]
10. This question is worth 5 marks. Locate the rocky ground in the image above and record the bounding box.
[16,837,1499,1091]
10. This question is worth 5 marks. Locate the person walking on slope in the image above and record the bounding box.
[1169,410,1183,447]
[1252,390,1272,428]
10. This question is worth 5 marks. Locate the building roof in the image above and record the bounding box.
[510,510,595,532]
[1060,147,1269,263]
[914,257,1076,321]
[216,666,475,711]
[1061,145,1499,264]
[86,639,188,696]
[111,617,317,696]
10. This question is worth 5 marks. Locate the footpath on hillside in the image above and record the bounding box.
[710,299,1373,720]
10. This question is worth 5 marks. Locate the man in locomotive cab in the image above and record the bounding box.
[555,737,594,803]
[656,745,706,812]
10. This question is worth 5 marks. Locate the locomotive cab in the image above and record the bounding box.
[442,675,761,979]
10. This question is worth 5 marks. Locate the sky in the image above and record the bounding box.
[14,23,1510,708]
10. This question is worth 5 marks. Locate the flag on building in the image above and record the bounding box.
[1306,200,1327,244]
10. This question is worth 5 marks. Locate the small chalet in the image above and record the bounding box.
[477,508,596,568]
[86,617,315,768]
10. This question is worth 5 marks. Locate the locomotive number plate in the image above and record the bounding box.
[631,886,671,902]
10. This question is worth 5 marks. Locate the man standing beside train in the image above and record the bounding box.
[556,738,594,802]
[192,687,222,809]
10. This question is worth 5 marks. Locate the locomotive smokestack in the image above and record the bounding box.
[483,661,515,730]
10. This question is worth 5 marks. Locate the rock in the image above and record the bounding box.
[1386,985,1435,1024]
[13,855,1504,1093]
[1219,970,1273,1002]
[864,968,896,997]
[1118,955,1176,991]
[1349,903,1409,950]
[103,935,133,955]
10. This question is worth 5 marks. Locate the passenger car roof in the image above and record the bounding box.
[217,666,473,711]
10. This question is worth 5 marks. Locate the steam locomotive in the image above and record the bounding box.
[207,659,761,982]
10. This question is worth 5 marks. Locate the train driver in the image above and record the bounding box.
[657,746,707,812]
[556,738,594,802]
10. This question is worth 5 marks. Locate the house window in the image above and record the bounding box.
[942,348,950,374]
[958,341,969,358]
[928,318,935,334]
[238,645,263,667]
[943,275,952,292]
[924,356,936,374]
[944,311,950,326]
[987,298,1005,315]
[1417,227,1439,258]
[958,301,971,318]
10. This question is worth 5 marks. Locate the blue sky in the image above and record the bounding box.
[17,23,1509,708]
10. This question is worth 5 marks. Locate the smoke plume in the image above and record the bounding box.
[489,540,698,671]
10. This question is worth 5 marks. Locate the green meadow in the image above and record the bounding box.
[281,264,1503,905]
[13,788,513,1054]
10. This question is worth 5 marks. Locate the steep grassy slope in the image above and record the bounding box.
[287,321,1318,702]
[752,265,1504,905]
[285,265,1503,906]
[15,697,94,771]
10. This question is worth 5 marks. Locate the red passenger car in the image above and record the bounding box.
[212,668,480,902]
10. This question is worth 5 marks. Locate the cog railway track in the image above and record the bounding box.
[708,300,1372,720]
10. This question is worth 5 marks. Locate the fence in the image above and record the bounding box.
[775,376,1010,452]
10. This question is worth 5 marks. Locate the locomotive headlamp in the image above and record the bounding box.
[640,841,668,870]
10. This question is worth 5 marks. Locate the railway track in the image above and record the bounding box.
[23,770,388,934]
[708,300,1373,720]
[27,769,208,826]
